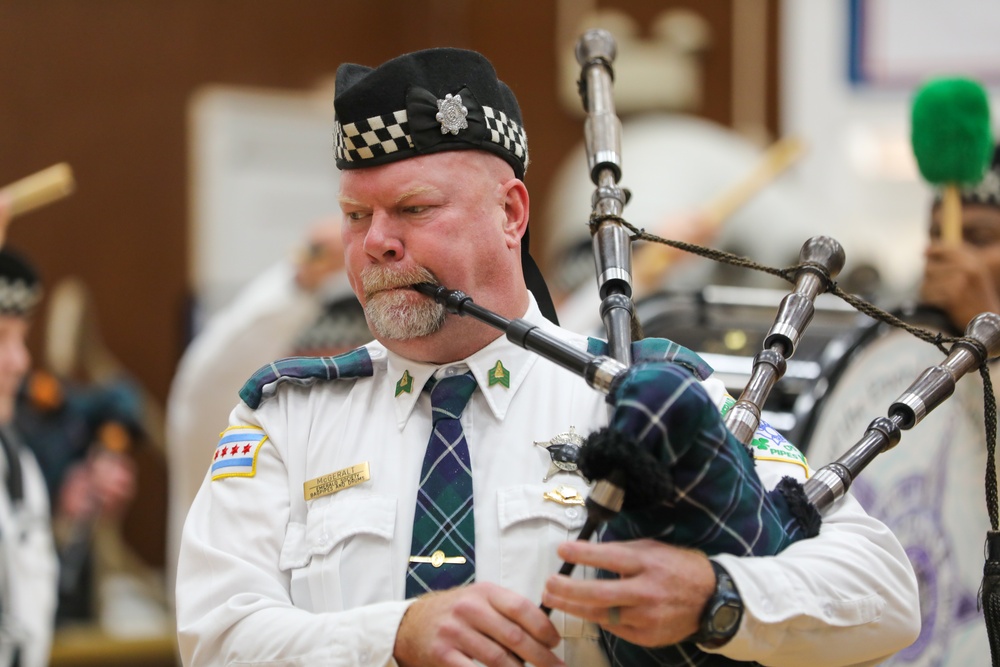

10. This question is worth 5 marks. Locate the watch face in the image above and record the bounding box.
[714,603,741,634]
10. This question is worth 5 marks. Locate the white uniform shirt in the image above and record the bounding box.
[0,433,57,667]
[176,298,918,667]
[166,262,352,597]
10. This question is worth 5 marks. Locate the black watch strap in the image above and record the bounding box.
[690,560,744,648]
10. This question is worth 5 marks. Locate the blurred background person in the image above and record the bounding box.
[0,245,58,667]
[164,217,369,598]
[920,145,1000,332]
[801,142,1000,667]
[15,353,141,625]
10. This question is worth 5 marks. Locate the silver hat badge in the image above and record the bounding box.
[436,94,469,135]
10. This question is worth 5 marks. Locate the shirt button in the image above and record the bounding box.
[565,508,580,519]
[318,533,329,546]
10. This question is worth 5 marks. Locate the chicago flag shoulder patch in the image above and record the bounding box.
[211,425,269,481]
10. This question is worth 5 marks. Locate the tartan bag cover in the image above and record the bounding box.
[595,362,819,667]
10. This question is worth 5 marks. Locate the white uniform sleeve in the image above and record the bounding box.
[165,262,328,597]
[175,401,412,667]
[708,463,920,667]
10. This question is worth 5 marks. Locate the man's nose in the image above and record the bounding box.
[363,212,404,261]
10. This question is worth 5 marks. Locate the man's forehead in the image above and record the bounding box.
[338,151,494,195]
[338,183,442,207]
[0,314,30,332]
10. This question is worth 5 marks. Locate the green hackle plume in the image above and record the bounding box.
[911,77,993,185]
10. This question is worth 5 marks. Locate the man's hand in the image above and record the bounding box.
[58,451,137,521]
[541,539,715,648]
[920,242,1000,330]
[394,582,565,667]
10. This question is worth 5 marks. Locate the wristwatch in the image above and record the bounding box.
[690,560,744,648]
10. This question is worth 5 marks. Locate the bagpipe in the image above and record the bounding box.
[416,30,1000,667]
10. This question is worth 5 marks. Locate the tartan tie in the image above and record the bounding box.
[405,372,477,598]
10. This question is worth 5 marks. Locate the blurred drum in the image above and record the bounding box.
[798,308,990,667]
[636,285,866,437]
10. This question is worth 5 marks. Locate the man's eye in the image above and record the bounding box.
[346,211,370,221]
[403,205,430,214]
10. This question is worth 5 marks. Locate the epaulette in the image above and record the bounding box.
[239,347,374,410]
[586,337,714,380]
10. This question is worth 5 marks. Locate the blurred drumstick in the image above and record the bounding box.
[632,136,807,295]
[0,163,75,218]
[910,78,992,246]
[0,163,75,248]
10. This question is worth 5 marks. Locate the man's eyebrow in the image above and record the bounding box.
[338,186,439,209]
[395,186,438,205]
[337,195,365,208]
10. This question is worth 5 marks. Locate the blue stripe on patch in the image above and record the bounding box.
[218,431,265,446]
[212,457,255,470]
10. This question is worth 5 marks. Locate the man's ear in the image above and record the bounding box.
[501,179,529,250]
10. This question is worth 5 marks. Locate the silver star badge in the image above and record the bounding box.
[436,94,469,135]
[534,426,586,482]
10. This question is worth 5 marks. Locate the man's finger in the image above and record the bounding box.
[543,571,653,613]
[470,588,563,667]
[556,539,645,576]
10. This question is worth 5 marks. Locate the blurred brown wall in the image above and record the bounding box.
[0,0,778,566]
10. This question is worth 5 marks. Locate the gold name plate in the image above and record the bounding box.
[303,462,371,500]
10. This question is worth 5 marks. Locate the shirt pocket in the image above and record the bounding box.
[497,484,600,642]
[279,492,396,612]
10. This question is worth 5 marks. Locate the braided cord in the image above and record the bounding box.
[594,213,1000,665]
[599,212,1000,511]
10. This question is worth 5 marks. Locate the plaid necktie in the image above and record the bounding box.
[405,372,477,598]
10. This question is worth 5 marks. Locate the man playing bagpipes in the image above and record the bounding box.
[175,47,920,667]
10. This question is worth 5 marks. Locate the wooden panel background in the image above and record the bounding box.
[0,0,778,567]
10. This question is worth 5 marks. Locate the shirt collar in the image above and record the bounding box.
[386,296,548,428]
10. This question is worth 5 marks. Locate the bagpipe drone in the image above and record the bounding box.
[414,30,1000,667]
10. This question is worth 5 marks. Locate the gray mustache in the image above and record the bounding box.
[362,265,437,300]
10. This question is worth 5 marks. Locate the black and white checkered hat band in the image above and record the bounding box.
[959,168,1000,208]
[334,105,528,167]
[0,278,41,315]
